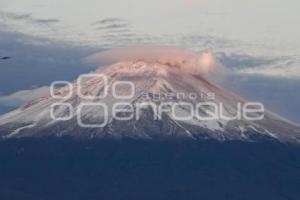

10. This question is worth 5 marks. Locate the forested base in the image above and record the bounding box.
[0,138,299,200]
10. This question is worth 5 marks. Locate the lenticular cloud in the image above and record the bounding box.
[86,47,222,75]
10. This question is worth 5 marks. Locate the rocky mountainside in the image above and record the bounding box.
[0,61,299,142]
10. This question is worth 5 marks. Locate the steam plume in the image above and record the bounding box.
[86,47,222,75]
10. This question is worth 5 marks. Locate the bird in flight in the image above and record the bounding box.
[1,56,11,60]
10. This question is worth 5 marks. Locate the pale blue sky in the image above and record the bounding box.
[1,0,299,50]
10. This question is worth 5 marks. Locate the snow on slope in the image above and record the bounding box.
[0,61,299,142]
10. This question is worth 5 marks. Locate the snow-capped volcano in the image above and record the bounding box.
[0,60,300,142]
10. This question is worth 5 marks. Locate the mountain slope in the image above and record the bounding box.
[0,61,299,142]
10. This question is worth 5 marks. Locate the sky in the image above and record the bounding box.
[0,0,299,122]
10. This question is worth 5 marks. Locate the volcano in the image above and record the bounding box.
[0,60,299,142]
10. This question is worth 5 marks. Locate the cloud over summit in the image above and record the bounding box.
[86,47,222,75]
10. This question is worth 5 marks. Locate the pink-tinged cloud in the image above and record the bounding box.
[86,47,222,75]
